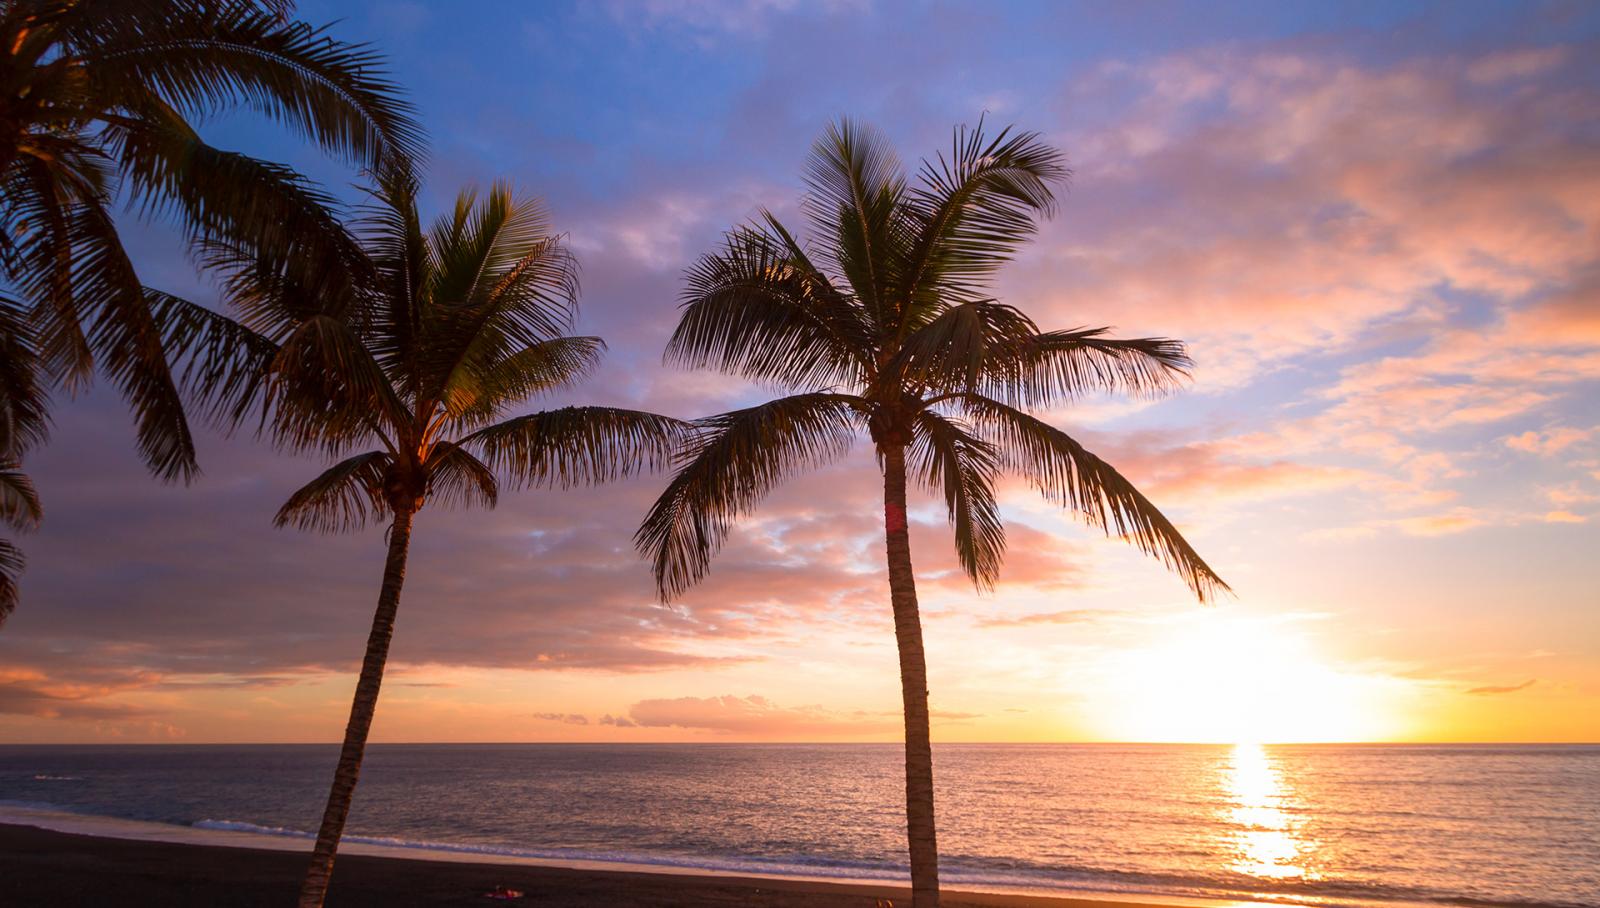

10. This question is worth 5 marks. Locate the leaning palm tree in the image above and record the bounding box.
[160,172,686,908]
[637,119,1230,908]
[0,0,418,483]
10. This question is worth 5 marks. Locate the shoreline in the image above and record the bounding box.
[0,808,1273,908]
[0,821,1255,908]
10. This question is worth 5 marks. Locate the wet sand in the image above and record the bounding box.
[0,822,1217,907]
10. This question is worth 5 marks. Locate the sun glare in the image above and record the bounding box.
[1090,614,1406,743]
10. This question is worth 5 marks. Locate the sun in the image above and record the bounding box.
[1087,612,1408,743]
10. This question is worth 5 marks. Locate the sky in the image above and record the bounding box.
[1,0,1597,745]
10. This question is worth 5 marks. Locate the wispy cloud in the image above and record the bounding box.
[1466,679,1537,695]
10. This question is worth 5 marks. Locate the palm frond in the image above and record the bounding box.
[441,335,605,429]
[910,410,1004,588]
[419,186,579,407]
[887,299,1040,397]
[6,155,98,388]
[669,221,865,390]
[70,202,198,482]
[423,442,498,511]
[801,118,910,329]
[465,406,690,491]
[262,315,407,454]
[147,290,279,433]
[84,2,422,169]
[0,537,22,630]
[104,98,369,323]
[273,450,391,533]
[893,303,1192,404]
[0,466,43,532]
[358,165,428,386]
[0,295,50,457]
[979,328,1192,406]
[899,118,1068,315]
[636,393,863,599]
[960,395,1229,602]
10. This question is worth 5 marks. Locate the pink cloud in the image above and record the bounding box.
[1505,427,1593,455]
[1390,511,1490,537]
[627,694,900,737]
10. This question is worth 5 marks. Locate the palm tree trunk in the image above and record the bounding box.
[297,507,415,908]
[881,443,940,908]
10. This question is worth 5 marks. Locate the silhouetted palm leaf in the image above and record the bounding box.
[911,409,1003,587]
[638,392,863,599]
[273,450,392,534]
[956,394,1229,602]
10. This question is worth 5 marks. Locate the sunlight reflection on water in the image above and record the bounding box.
[1224,742,1321,881]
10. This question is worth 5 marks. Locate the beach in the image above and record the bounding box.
[0,821,1196,908]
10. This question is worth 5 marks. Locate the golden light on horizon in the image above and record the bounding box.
[1086,614,1414,744]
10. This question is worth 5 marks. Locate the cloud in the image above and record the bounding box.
[1466,679,1537,695]
[1009,40,1600,536]
[1389,511,1490,537]
[627,694,899,737]
[597,0,869,41]
[1505,427,1593,455]
[598,713,637,728]
[532,712,591,725]
[976,609,1110,629]
[0,668,155,721]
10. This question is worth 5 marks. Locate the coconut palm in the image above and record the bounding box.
[160,171,686,908]
[0,0,419,483]
[637,119,1230,908]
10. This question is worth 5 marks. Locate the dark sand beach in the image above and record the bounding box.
[0,822,1198,908]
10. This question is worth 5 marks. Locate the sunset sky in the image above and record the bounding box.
[1,0,1596,745]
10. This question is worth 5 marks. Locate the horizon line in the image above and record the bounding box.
[5,740,1596,747]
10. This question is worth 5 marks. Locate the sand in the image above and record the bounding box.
[0,822,1239,908]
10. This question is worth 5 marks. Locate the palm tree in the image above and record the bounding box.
[0,0,419,483]
[637,119,1230,908]
[160,170,686,908]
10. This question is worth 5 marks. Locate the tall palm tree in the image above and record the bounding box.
[0,0,419,483]
[637,119,1230,908]
[160,171,687,908]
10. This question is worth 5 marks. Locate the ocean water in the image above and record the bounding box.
[1,743,1595,908]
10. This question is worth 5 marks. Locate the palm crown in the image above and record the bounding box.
[0,0,420,481]
[639,119,1230,602]
[165,171,685,525]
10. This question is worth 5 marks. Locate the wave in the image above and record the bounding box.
[190,818,897,876]
[193,819,312,839]
[30,775,81,782]
[181,818,1595,908]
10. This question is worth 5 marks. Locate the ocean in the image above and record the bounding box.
[1,743,1595,908]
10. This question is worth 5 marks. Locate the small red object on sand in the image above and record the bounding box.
[483,884,524,900]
